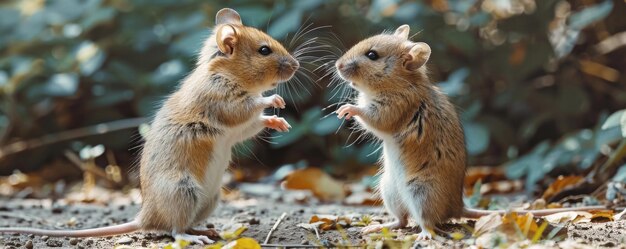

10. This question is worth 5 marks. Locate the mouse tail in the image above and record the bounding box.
[462,205,608,218]
[0,220,140,237]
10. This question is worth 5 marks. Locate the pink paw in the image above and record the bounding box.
[336,104,361,120]
[265,94,286,109]
[263,115,291,132]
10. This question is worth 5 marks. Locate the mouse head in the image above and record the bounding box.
[335,25,431,92]
[206,8,299,93]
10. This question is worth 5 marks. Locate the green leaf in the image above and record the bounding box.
[601,109,625,130]
[312,116,341,136]
[268,10,302,39]
[464,122,490,156]
[45,73,79,97]
[568,0,613,30]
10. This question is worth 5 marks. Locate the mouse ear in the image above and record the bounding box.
[216,8,242,25]
[216,24,238,55]
[394,24,410,39]
[403,42,431,71]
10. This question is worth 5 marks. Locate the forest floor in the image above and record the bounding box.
[1,189,626,249]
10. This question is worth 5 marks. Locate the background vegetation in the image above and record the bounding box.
[0,0,625,193]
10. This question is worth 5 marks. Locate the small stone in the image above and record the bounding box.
[116,237,133,245]
[301,240,309,245]
[141,241,148,247]
[85,239,94,245]
[206,223,215,229]
[41,235,49,241]
[51,204,64,214]
[69,238,80,245]
[118,205,125,211]
[28,234,34,239]
[25,240,33,249]
[46,239,63,247]
[248,217,260,225]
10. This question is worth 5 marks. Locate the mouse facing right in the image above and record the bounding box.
[334,24,606,240]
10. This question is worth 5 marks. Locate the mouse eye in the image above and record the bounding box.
[366,50,379,60]
[258,46,272,56]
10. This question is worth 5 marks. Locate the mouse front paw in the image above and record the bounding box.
[262,115,291,132]
[336,104,361,120]
[263,94,286,109]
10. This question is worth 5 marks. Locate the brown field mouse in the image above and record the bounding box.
[334,24,604,240]
[0,8,298,245]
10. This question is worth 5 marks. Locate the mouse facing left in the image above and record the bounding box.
[334,24,605,240]
[0,8,298,245]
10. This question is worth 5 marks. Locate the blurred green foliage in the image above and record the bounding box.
[0,0,625,185]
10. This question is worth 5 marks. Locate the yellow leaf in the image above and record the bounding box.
[531,221,549,243]
[223,237,261,249]
[502,212,539,239]
[450,232,465,240]
[221,224,248,240]
[204,242,224,249]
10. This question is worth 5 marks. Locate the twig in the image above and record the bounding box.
[0,117,148,160]
[64,150,122,187]
[264,212,287,244]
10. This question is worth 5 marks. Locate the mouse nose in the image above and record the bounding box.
[337,62,344,70]
[280,57,299,71]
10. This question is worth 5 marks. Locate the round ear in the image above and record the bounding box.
[216,24,238,55]
[394,24,410,39]
[403,42,431,71]
[216,8,242,25]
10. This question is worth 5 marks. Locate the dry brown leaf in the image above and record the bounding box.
[344,191,381,206]
[308,215,351,231]
[464,166,506,191]
[590,210,614,222]
[501,212,539,238]
[541,175,584,201]
[543,211,593,224]
[473,213,503,237]
[281,168,345,202]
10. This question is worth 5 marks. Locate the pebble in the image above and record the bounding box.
[25,240,33,249]
[41,235,49,241]
[301,240,309,245]
[69,238,80,245]
[85,239,94,245]
[206,223,215,229]
[249,217,260,225]
[51,204,65,214]
[46,239,63,247]
[116,237,133,245]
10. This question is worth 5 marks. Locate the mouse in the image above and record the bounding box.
[0,8,298,245]
[334,24,605,240]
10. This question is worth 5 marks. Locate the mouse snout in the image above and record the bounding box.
[278,56,299,81]
[280,57,299,71]
[336,60,357,77]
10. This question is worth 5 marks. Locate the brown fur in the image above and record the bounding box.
[335,25,465,238]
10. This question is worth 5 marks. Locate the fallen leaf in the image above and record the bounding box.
[220,223,248,240]
[541,175,584,201]
[281,168,346,202]
[590,210,614,222]
[473,213,502,237]
[343,191,381,206]
[163,239,191,249]
[464,166,507,191]
[501,212,539,239]
[543,211,592,224]
[222,237,261,249]
[614,208,626,220]
[307,215,351,231]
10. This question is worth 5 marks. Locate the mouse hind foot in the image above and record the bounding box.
[361,220,407,234]
[186,227,220,239]
[172,231,214,245]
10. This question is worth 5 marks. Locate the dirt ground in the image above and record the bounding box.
[1,194,626,249]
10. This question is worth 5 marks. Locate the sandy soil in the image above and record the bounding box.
[1,196,625,248]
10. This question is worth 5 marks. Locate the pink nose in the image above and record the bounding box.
[337,63,344,70]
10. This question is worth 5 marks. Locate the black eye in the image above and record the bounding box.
[366,50,379,60]
[258,46,272,56]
